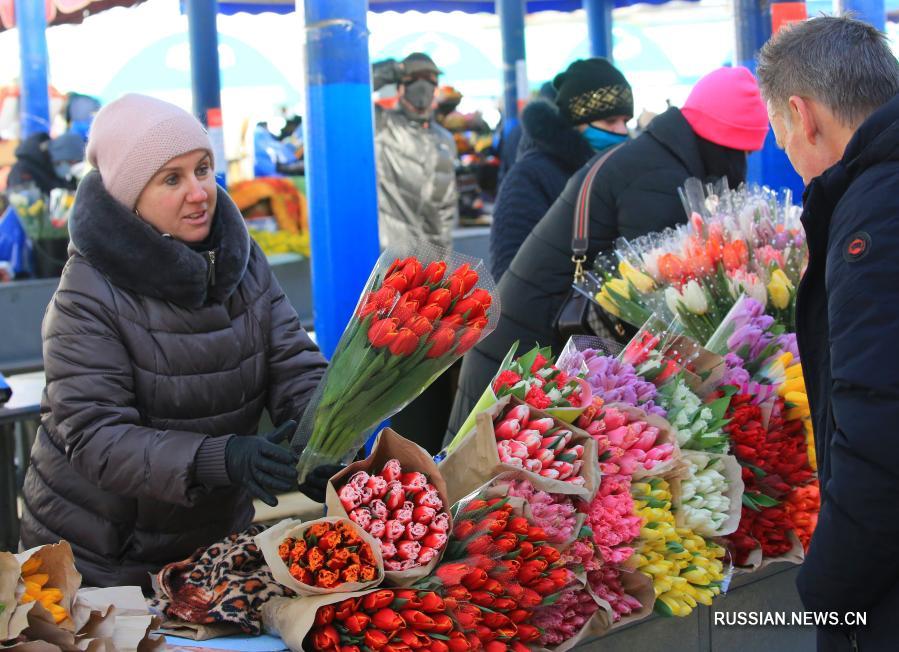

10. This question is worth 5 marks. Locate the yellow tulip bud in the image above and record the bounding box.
[619,260,655,293]
[767,268,793,310]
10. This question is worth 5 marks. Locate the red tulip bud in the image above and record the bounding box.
[385,520,406,540]
[383,272,409,294]
[396,539,421,561]
[450,264,479,295]
[423,261,447,285]
[369,498,389,521]
[414,489,443,510]
[366,475,388,497]
[364,629,390,650]
[430,512,450,532]
[404,315,433,337]
[462,567,488,590]
[422,531,448,550]
[426,327,456,358]
[494,418,521,440]
[343,612,371,636]
[418,546,439,564]
[338,484,363,511]
[371,608,405,632]
[369,519,386,538]
[348,507,371,530]
[314,605,335,626]
[312,625,340,651]
[368,317,399,348]
[385,482,404,510]
[427,288,453,312]
[381,458,402,482]
[389,327,420,356]
[400,472,428,490]
[412,505,437,524]
[406,522,429,540]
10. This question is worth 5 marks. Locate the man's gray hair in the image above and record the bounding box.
[757,15,899,127]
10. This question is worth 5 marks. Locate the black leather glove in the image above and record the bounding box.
[225,421,299,507]
[297,463,345,503]
[372,58,402,91]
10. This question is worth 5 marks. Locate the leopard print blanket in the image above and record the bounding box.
[152,525,295,634]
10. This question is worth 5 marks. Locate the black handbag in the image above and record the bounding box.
[552,146,631,348]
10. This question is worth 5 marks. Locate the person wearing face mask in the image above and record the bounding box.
[18,94,333,589]
[48,131,87,185]
[489,58,633,282]
[446,66,769,442]
[371,52,458,251]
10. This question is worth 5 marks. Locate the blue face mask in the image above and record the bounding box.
[583,125,628,152]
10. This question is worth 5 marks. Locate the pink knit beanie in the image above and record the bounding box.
[86,93,213,209]
[681,67,769,152]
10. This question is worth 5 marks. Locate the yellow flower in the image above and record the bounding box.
[596,289,621,318]
[619,260,655,294]
[767,268,793,310]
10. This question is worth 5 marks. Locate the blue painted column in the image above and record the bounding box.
[185,0,227,186]
[734,0,804,197]
[838,0,885,30]
[584,0,613,59]
[15,0,50,138]
[301,0,380,358]
[497,0,527,136]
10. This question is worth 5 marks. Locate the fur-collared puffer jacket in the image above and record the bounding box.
[20,171,327,589]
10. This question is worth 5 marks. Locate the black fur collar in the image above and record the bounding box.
[69,171,251,308]
[519,100,595,173]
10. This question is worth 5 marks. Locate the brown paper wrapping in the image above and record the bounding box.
[262,589,378,652]
[669,336,726,399]
[669,452,744,538]
[255,517,384,596]
[15,542,82,633]
[325,428,452,586]
[439,396,600,506]
[602,403,680,480]
[0,552,20,642]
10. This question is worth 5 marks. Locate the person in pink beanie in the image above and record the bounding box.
[19,93,333,589]
[446,66,770,437]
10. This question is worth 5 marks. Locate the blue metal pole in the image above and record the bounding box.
[15,0,50,138]
[497,0,527,136]
[185,0,227,186]
[734,0,803,197]
[302,0,380,358]
[838,0,885,30]
[583,0,613,59]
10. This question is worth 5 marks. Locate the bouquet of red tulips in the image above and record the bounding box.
[294,246,498,481]
[326,429,452,583]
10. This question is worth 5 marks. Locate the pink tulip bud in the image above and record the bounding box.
[384,559,404,571]
[571,460,583,476]
[501,456,524,468]
[413,505,437,524]
[536,448,556,465]
[348,471,370,488]
[401,472,428,491]
[528,417,555,434]
[338,484,363,511]
[550,460,574,479]
[359,486,374,505]
[423,531,448,550]
[619,456,637,475]
[369,498,389,521]
[394,506,413,525]
[414,488,444,510]
[494,418,521,440]
[385,482,404,511]
[385,519,406,540]
[385,558,418,571]
[566,444,584,460]
[418,546,439,564]
[381,541,397,559]
[524,458,543,473]
[381,458,402,483]
[366,474,389,497]
[539,468,561,479]
[629,421,646,436]
[602,408,628,429]
[430,513,450,533]
[567,475,586,486]
[515,430,542,455]
[586,421,604,436]
[349,507,372,529]
[505,404,531,425]
[396,540,421,561]
[633,427,659,451]
[369,519,386,538]
[646,443,675,461]
[630,448,647,463]
[407,522,429,540]
[606,426,629,447]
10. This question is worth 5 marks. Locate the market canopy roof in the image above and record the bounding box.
[0,0,146,30]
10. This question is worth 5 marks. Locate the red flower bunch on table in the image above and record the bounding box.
[278,520,378,589]
[296,255,496,481]
[728,503,795,565]
[337,459,449,571]
[307,588,457,652]
[493,403,587,484]
[430,496,573,649]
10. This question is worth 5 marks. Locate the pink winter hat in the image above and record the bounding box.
[681,67,769,152]
[86,93,213,209]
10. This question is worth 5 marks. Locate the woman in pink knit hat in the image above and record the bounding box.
[447,66,770,439]
[19,94,333,589]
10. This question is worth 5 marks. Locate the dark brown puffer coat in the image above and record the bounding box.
[20,171,328,589]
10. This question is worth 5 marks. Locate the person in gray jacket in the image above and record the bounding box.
[19,94,329,589]
[372,52,458,250]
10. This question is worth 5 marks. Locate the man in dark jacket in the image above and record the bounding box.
[446,67,769,439]
[758,17,899,650]
[7,131,82,195]
[489,59,633,281]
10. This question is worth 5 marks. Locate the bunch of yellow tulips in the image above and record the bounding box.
[630,478,726,617]
[18,556,68,624]
[777,352,816,471]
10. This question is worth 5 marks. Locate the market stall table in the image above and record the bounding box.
[0,370,44,551]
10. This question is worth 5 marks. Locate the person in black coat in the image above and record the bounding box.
[490,59,633,282]
[446,66,769,440]
[7,131,84,195]
[759,17,899,650]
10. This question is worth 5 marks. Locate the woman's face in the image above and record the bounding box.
[134,149,216,243]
